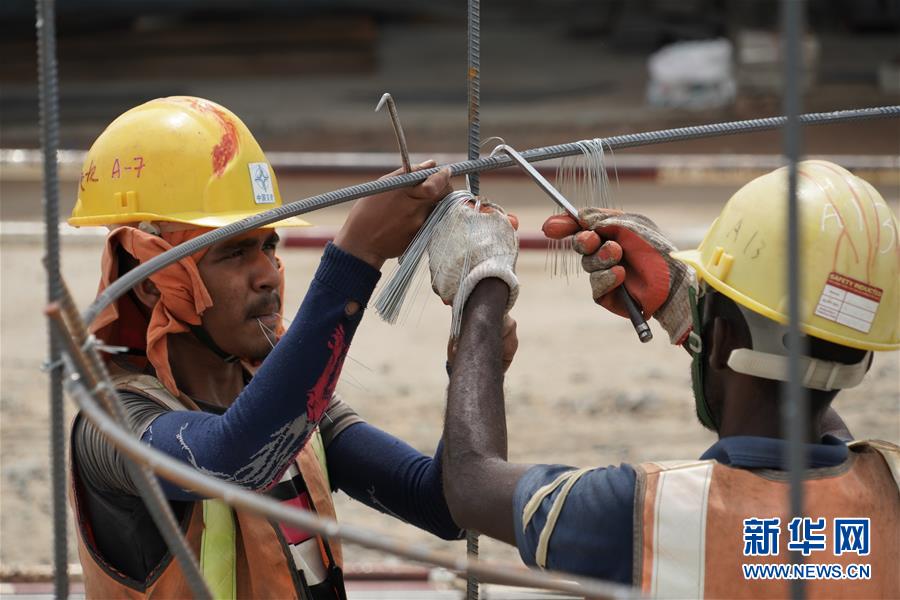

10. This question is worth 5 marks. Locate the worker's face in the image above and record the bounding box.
[196,229,282,361]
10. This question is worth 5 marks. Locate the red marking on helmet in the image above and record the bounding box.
[211,120,239,177]
[179,98,241,177]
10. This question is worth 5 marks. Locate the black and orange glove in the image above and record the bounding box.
[543,208,694,344]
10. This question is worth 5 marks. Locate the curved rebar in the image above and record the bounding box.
[51,288,212,598]
[54,338,637,599]
[83,105,900,328]
[35,0,68,595]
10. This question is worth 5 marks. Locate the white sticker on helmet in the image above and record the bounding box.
[814,272,882,333]
[249,162,276,204]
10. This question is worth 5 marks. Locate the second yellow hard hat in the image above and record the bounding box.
[672,160,899,351]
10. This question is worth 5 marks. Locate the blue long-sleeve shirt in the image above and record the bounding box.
[143,242,380,496]
[512,435,852,584]
[72,243,461,582]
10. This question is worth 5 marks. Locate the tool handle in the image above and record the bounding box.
[619,287,653,343]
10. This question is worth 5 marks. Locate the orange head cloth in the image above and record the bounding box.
[91,226,213,397]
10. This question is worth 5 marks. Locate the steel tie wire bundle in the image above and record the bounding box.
[36,0,897,596]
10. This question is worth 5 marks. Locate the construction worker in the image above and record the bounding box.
[431,161,899,597]
[67,96,510,599]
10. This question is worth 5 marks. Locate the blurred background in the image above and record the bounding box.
[1,0,898,595]
[1,0,900,152]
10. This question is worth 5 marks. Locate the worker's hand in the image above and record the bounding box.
[428,199,519,313]
[334,160,452,269]
[542,208,694,344]
[448,314,518,372]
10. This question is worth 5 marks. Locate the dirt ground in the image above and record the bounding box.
[1,175,898,571]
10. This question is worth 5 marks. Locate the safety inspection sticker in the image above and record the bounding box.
[249,162,276,204]
[814,272,882,333]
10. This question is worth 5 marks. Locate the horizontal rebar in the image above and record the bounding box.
[59,104,898,598]
[82,105,899,328]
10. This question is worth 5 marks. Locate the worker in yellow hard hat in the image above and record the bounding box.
[429,160,899,597]
[67,96,515,599]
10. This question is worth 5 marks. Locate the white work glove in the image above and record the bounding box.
[428,199,519,314]
[543,207,694,345]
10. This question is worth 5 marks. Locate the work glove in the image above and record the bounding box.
[428,199,519,313]
[542,208,694,345]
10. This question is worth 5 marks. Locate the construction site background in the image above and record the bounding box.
[1,0,898,592]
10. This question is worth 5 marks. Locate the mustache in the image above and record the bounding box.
[246,293,282,319]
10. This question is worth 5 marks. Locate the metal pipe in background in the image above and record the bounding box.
[781,1,807,598]
[34,0,68,595]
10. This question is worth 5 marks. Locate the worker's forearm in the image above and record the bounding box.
[443,279,528,542]
[445,279,510,465]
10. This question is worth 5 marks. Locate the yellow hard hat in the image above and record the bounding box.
[69,96,310,229]
[672,160,899,352]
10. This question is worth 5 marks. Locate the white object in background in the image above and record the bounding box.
[646,38,736,110]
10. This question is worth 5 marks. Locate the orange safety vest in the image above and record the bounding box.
[633,440,899,599]
[69,372,344,599]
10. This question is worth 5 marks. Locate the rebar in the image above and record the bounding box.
[49,307,636,599]
[466,0,481,197]
[49,285,212,599]
[464,2,482,573]
[35,0,68,595]
[82,106,900,329]
[781,1,807,598]
[375,93,412,173]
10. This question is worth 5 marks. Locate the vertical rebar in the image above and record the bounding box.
[465,2,481,598]
[54,285,213,599]
[35,0,68,596]
[466,0,481,195]
[781,1,806,598]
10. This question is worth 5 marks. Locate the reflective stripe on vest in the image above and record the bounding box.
[200,428,330,599]
[201,499,237,600]
[635,441,900,599]
[645,460,713,598]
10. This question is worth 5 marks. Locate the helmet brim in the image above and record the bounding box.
[69,211,311,229]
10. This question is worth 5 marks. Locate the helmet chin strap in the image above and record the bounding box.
[189,325,239,364]
[687,284,717,430]
[727,305,870,392]
[686,286,870,432]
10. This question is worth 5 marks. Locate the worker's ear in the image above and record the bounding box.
[707,317,734,371]
[132,279,161,310]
